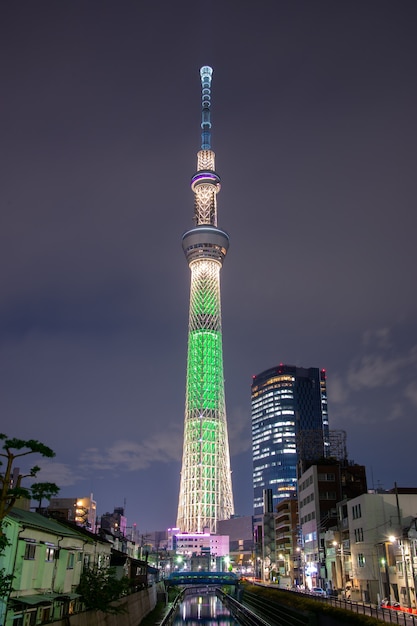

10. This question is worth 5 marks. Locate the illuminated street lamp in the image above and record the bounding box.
[389,535,412,608]
[256,557,262,580]
[296,547,304,587]
[333,541,345,591]
[374,543,386,604]
[278,553,288,577]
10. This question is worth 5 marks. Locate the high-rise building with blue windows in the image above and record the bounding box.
[251,364,329,516]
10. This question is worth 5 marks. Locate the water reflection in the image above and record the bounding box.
[172,592,239,624]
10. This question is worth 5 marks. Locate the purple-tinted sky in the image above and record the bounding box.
[1,1,417,533]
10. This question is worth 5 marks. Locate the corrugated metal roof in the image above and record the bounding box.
[10,594,55,606]
[11,592,81,606]
[8,508,86,540]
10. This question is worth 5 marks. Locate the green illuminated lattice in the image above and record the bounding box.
[177,257,234,533]
[186,330,224,411]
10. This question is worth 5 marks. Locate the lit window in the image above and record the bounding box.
[45,547,55,562]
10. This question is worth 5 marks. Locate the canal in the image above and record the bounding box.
[172,591,239,624]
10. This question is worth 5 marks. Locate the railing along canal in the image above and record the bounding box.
[254,584,417,626]
[216,588,276,626]
[159,588,185,626]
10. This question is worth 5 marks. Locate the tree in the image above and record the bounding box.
[0,434,58,601]
[0,434,57,530]
[77,567,131,614]
[31,482,60,511]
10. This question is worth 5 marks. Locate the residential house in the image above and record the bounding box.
[0,508,111,626]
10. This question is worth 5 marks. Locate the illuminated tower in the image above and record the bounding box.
[176,66,234,533]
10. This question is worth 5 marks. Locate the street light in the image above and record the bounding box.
[296,547,304,587]
[374,543,386,605]
[277,553,284,581]
[389,535,412,608]
[256,557,262,580]
[333,541,345,592]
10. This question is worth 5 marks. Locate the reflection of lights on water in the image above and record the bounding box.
[176,594,236,623]
[210,594,217,617]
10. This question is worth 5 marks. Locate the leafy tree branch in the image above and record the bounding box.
[31,482,60,510]
[0,434,56,528]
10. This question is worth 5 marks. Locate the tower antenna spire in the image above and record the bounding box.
[200,65,213,150]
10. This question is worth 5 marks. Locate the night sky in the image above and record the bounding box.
[2,1,417,534]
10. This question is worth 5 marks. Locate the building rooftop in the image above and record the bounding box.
[8,508,92,541]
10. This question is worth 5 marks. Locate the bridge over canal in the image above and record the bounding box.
[166,571,239,587]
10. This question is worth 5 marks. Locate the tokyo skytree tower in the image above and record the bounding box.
[176,67,234,533]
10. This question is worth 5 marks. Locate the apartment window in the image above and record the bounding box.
[318,473,335,481]
[14,612,36,626]
[357,553,365,567]
[41,607,51,623]
[319,491,336,500]
[67,553,75,569]
[24,543,36,560]
[354,528,364,542]
[352,503,362,519]
[45,547,55,562]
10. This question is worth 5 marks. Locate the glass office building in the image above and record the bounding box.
[251,365,329,515]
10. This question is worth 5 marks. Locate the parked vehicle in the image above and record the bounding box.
[311,587,326,596]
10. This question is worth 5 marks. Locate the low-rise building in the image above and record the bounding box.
[275,496,299,587]
[171,530,229,571]
[100,507,127,537]
[339,489,417,606]
[298,459,367,590]
[0,508,111,626]
[48,493,97,530]
[217,515,254,575]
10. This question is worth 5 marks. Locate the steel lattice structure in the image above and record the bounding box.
[176,67,234,533]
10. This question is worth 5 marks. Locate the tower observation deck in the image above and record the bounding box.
[176,67,234,533]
